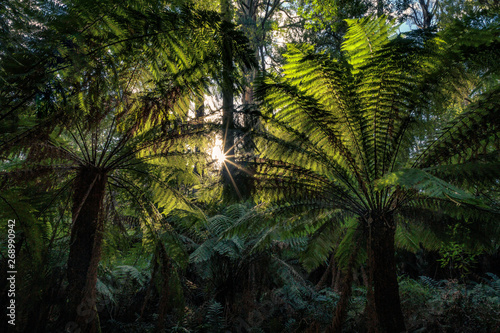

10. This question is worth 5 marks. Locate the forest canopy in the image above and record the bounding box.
[1,0,499,332]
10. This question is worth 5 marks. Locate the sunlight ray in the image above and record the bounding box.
[224,158,254,176]
[223,161,243,200]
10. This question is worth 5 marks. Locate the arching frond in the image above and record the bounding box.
[415,85,500,169]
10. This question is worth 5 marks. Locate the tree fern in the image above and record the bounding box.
[254,14,500,332]
[0,26,236,332]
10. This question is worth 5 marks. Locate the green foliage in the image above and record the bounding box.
[268,284,339,331]
[1,2,499,332]
[205,300,226,333]
[438,223,482,280]
[416,86,500,171]
[376,168,481,204]
[398,276,500,332]
[254,11,500,258]
[97,264,149,315]
[298,0,370,31]
[0,2,257,331]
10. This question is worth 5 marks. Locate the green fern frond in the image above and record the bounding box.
[416,85,500,169]
[377,168,480,204]
[113,265,148,286]
[418,275,445,289]
[190,238,217,264]
[95,278,116,305]
[343,16,397,75]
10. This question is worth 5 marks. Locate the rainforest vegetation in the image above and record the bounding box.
[1,0,500,332]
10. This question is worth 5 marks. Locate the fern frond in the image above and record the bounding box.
[343,16,397,75]
[415,85,500,169]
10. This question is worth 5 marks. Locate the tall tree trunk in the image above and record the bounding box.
[237,0,277,199]
[221,0,239,201]
[195,93,204,120]
[193,94,204,177]
[333,267,341,292]
[65,167,107,333]
[366,214,406,333]
[236,60,258,199]
[376,0,385,17]
[418,0,435,29]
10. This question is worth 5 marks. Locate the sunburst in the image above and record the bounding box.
[211,144,226,164]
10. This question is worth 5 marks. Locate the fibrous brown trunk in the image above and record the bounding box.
[327,268,353,333]
[366,214,406,333]
[156,244,172,333]
[65,167,107,333]
[326,245,359,333]
[333,267,341,292]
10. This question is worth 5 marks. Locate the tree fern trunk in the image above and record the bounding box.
[66,167,107,333]
[333,267,341,292]
[316,254,334,290]
[366,214,405,333]
[327,269,353,333]
[156,244,172,333]
[326,245,358,333]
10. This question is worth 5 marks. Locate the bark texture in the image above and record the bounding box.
[66,167,107,333]
[366,214,406,333]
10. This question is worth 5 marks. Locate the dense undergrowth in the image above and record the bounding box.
[93,269,500,332]
[3,202,499,332]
